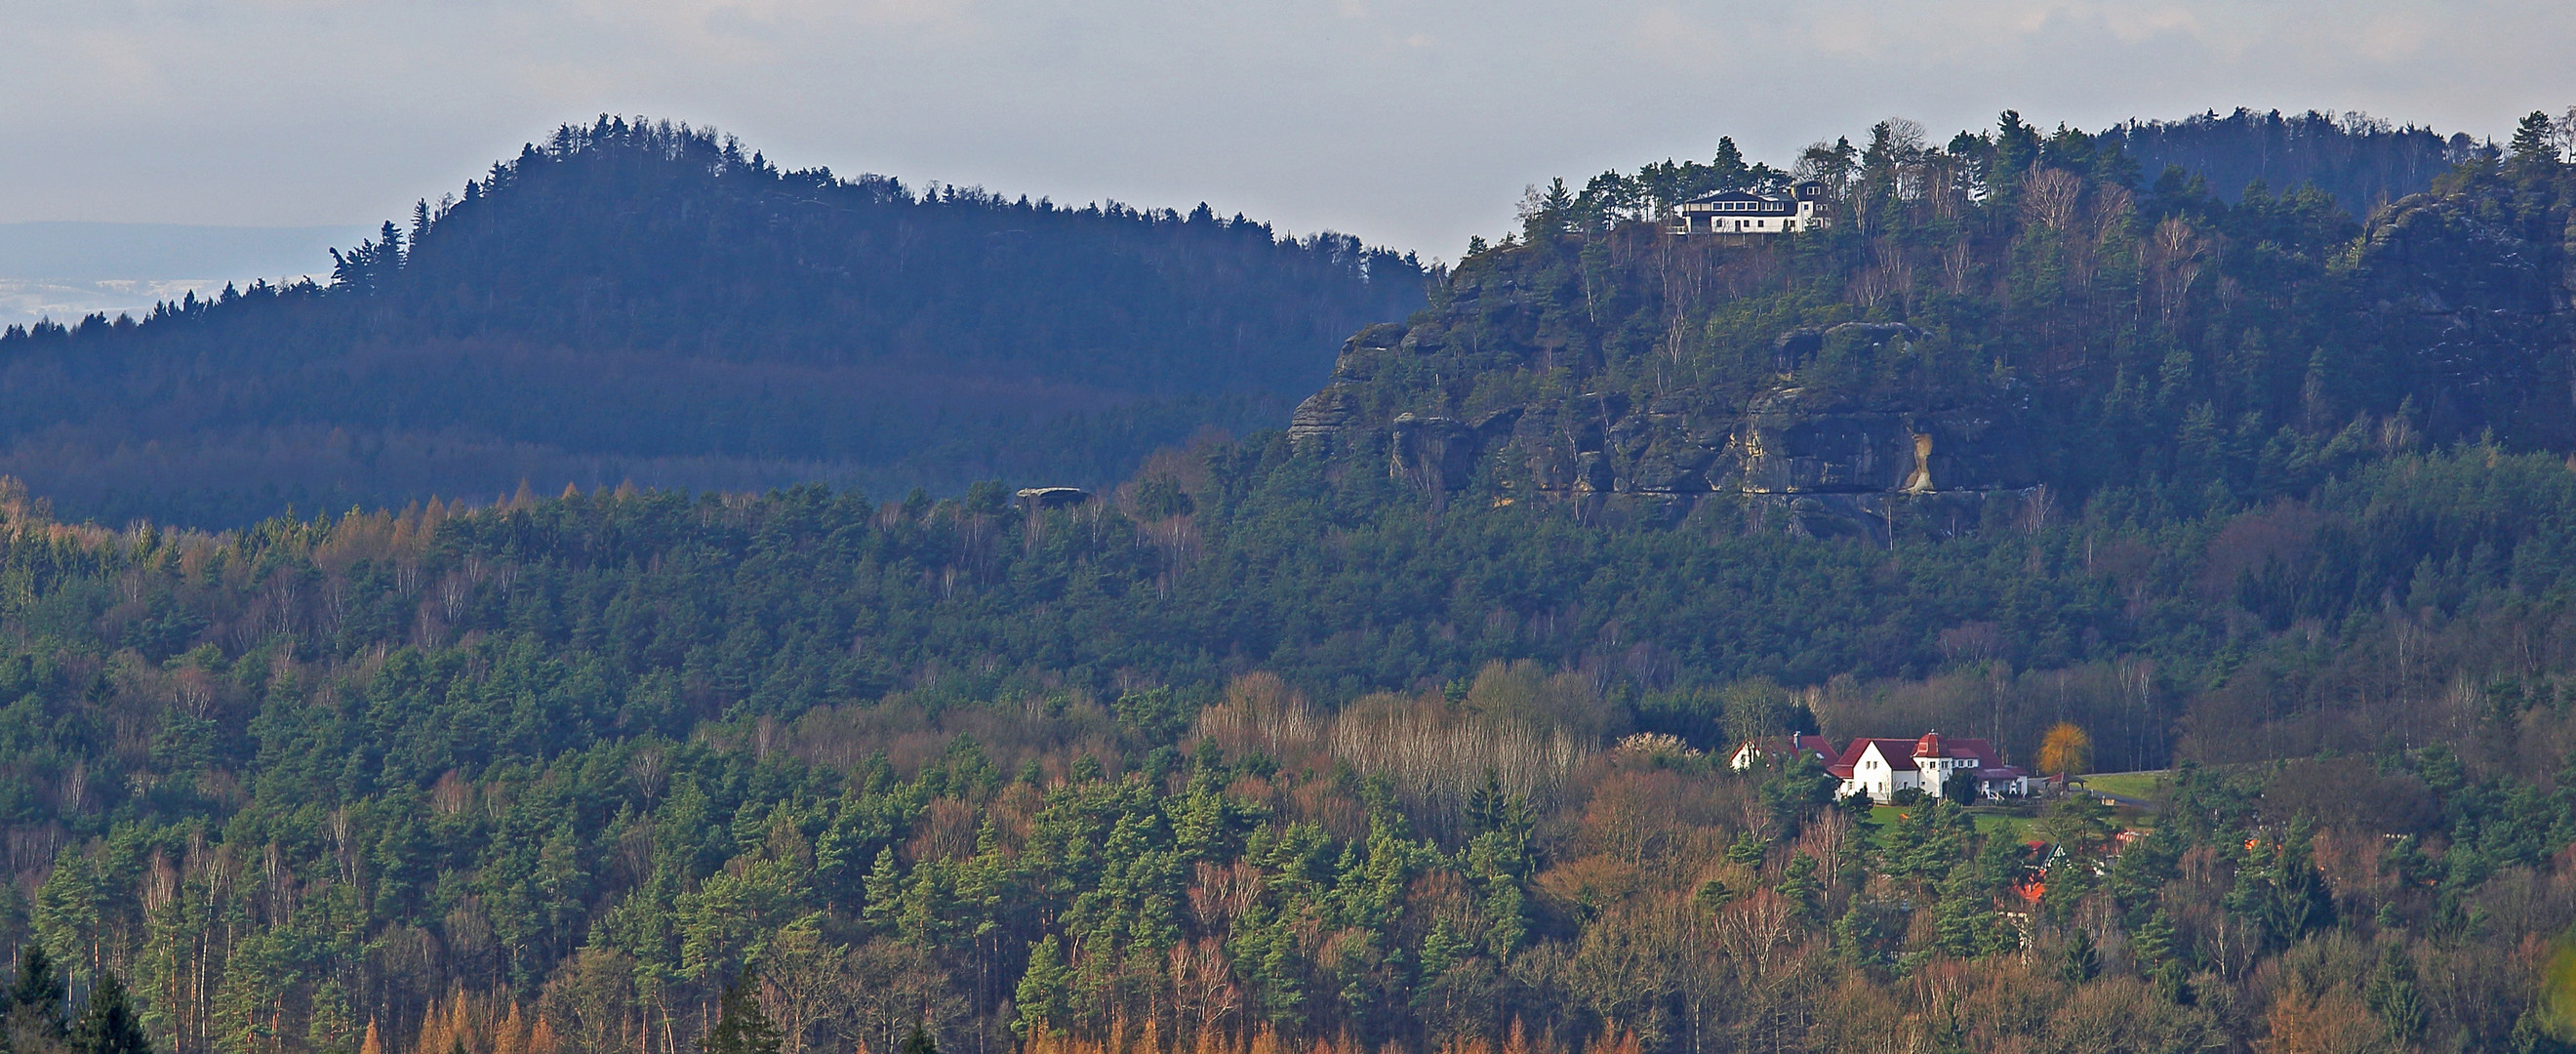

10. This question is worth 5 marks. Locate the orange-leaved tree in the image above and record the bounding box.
[2038,722,2092,779]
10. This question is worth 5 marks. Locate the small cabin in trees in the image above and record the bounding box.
[1726,734,1838,771]
[1829,732,2031,803]
[1670,182,1830,235]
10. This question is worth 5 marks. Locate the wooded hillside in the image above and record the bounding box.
[0,118,1425,528]
[8,109,2576,1054]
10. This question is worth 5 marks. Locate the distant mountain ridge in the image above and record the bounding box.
[0,222,368,329]
[0,108,2511,528]
[0,117,1425,526]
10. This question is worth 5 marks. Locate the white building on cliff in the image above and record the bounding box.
[1670,182,1830,236]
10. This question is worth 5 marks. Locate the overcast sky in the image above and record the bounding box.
[6,0,2573,262]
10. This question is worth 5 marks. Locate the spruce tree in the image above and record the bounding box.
[2059,927,2099,985]
[2364,946,2426,1045]
[70,973,149,1054]
[2129,910,2176,975]
[9,945,65,1037]
[1712,138,1750,189]
[702,978,780,1054]
[1776,854,1822,923]
[899,1025,936,1054]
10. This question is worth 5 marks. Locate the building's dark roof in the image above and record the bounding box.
[1682,189,1779,204]
[1016,487,1091,509]
[1679,189,1798,214]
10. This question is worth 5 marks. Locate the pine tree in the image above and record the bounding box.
[1931,869,2004,958]
[1012,938,1071,1036]
[2512,111,2559,162]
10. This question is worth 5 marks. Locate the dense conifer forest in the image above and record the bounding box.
[2101,108,2490,216]
[8,109,2576,1054]
[0,118,1426,528]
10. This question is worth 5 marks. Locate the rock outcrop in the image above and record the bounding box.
[1390,409,1522,491]
[1285,160,2576,545]
[1288,323,1407,448]
[2353,186,2576,447]
[1292,319,2038,541]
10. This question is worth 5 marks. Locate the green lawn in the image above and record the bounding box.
[1971,810,2035,841]
[1861,804,2034,842]
[2081,770,2171,802]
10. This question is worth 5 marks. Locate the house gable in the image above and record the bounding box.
[1832,733,2030,802]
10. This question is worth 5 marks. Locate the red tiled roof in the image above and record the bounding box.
[1835,739,1923,774]
[1837,734,2028,781]
[1928,735,2013,772]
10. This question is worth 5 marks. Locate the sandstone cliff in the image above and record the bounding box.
[1287,158,2576,542]
[1293,319,2040,541]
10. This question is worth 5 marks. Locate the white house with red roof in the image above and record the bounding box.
[1828,732,2031,803]
[1726,734,1838,772]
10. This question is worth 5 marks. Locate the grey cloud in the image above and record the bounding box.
[3,0,2569,263]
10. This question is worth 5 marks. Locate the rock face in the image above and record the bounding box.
[1288,323,1406,448]
[1291,318,2038,541]
[1389,409,1523,491]
[1719,387,2037,497]
[2354,188,2576,447]
[1710,388,2039,540]
[1288,169,2576,542]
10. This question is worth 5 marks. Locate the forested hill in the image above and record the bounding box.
[1293,110,2576,537]
[0,117,1426,528]
[11,111,2576,1054]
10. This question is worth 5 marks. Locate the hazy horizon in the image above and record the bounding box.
[0,222,368,328]
[10,0,2575,264]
